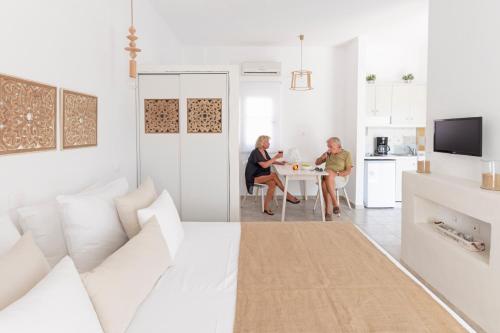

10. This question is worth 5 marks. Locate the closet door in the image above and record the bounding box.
[179,74,229,221]
[138,74,181,209]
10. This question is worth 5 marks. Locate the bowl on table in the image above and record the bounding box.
[301,163,314,171]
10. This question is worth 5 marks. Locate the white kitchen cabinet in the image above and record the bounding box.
[391,84,426,127]
[366,83,426,127]
[366,85,392,126]
[395,157,417,201]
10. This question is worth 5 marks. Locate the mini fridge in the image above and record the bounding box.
[364,159,396,208]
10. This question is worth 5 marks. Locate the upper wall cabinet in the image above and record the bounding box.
[391,84,426,127]
[366,84,392,126]
[365,83,427,127]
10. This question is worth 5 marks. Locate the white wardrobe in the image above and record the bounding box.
[137,72,231,222]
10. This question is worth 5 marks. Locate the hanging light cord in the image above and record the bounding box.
[300,35,303,72]
[130,0,134,26]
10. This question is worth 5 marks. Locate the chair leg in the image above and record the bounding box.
[343,188,352,210]
[273,195,279,208]
[313,188,320,212]
[261,188,265,213]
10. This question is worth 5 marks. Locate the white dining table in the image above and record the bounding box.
[273,164,329,222]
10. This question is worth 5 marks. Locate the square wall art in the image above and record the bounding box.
[0,74,57,155]
[61,89,97,149]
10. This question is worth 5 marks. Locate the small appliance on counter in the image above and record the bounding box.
[375,137,390,155]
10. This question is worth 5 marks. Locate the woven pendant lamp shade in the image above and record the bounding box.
[290,35,313,91]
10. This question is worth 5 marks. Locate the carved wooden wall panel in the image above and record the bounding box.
[144,99,179,133]
[0,74,57,155]
[61,89,98,149]
[187,98,222,133]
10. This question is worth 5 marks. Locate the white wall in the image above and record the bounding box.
[181,45,339,196]
[364,11,428,83]
[333,38,365,206]
[426,0,500,181]
[0,0,181,215]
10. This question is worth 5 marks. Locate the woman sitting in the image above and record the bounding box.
[315,137,353,217]
[245,135,300,215]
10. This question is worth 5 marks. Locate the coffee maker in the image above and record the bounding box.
[375,137,390,155]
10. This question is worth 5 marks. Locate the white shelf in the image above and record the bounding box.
[402,171,500,332]
[417,222,489,265]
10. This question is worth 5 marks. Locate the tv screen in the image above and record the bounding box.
[434,117,482,157]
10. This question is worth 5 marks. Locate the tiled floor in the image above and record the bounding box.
[240,195,402,260]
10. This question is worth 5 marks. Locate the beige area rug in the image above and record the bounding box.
[234,222,466,333]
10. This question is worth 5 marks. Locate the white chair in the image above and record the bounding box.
[241,161,279,212]
[313,175,352,213]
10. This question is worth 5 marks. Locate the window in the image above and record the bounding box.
[240,82,281,152]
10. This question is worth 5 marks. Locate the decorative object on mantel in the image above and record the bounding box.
[417,151,431,173]
[187,98,222,133]
[402,73,414,83]
[290,35,313,91]
[144,99,179,133]
[61,89,97,149]
[481,159,500,191]
[0,73,57,155]
[124,0,141,78]
[432,221,486,252]
[366,74,376,83]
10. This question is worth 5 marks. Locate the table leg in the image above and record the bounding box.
[317,175,325,222]
[302,180,307,201]
[281,176,289,222]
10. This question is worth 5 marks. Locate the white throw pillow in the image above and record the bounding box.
[137,190,184,259]
[17,202,67,267]
[0,256,103,333]
[57,178,129,272]
[0,214,20,255]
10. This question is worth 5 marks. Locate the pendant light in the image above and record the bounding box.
[290,34,313,91]
[125,0,141,78]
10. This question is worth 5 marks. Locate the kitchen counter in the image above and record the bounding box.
[364,154,417,160]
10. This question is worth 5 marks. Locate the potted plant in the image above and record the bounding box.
[366,74,376,84]
[402,73,415,83]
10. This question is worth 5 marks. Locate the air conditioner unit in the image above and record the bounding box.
[241,62,281,76]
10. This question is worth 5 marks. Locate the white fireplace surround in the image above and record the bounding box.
[402,171,500,332]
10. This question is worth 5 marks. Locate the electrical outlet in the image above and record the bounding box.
[472,223,480,233]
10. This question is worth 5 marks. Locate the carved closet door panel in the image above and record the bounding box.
[138,74,181,209]
[179,74,228,221]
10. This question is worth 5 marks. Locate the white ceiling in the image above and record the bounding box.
[149,0,428,46]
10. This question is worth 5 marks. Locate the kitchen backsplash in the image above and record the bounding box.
[365,127,417,155]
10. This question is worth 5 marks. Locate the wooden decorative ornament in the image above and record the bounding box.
[125,0,141,78]
[0,73,57,155]
[61,89,98,149]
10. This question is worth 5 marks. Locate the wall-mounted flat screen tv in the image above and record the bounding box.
[434,117,482,157]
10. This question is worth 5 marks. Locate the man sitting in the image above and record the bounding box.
[315,137,353,217]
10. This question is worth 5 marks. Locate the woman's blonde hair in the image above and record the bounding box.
[255,135,271,149]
